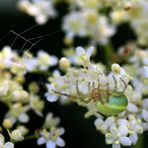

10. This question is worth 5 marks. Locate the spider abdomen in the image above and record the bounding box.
[96,92,128,116]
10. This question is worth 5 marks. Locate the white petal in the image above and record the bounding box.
[105,117,115,128]
[129,132,138,145]
[0,134,4,145]
[86,47,94,57]
[35,15,48,25]
[142,122,148,131]
[118,125,129,136]
[56,137,65,147]
[46,141,56,148]
[112,144,120,148]
[94,118,104,130]
[142,109,148,122]
[143,66,148,78]
[119,136,132,146]
[37,137,46,145]
[18,113,29,123]
[46,93,58,102]
[127,103,138,113]
[60,128,65,135]
[49,56,58,66]
[24,59,38,71]
[143,99,148,109]
[76,47,85,56]
[117,119,128,126]
[4,142,14,148]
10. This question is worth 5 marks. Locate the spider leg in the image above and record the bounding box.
[120,77,127,93]
[100,90,106,104]
[106,78,109,90]
[88,81,91,93]
[83,95,92,103]
[51,89,75,98]
[92,81,95,89]
[97,79,100,89]
[112,76,117,91]
[76,80,80,96]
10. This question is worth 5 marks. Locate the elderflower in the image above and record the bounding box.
[45,46,148,148]
[37,128,65,148]
[62,10,115,45]
[0,134,14,148]
[18,0,57,24]
[23,50,58,72]
[75,46,94,67]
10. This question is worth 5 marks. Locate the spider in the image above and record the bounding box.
[52,76,128,116]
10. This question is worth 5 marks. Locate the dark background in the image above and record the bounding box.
[0,0,147,148]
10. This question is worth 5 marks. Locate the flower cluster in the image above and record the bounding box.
[18,0,57,24]
[2,0,148,147]
[0,46,65,148]
[46,46,148,147]
[37,113,65,148]
[0,46,58,75]
[62,10,115,45]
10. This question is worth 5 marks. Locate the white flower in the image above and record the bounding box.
[1,46,16,60]
[37,128,65,148]
[23,58,38,72]
[62,12,87,38]
[62,10,115,45]
[46,46,145,148]
[45,84,59,102]
[0,134,14,148]
[37,51,58,71]
[75,46,94,67]
[18,0,57,25]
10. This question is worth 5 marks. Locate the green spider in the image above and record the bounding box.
[52,76,128,116]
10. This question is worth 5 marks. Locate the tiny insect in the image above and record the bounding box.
[52,76,128,116]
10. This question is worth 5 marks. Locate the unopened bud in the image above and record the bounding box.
[124,2,133,11]
[111,63,121,73]
[10,129,24,141]
[59,57,70,71]
[2,119,13,129]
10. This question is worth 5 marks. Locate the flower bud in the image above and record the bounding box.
[59,57,70,71]
[10,129,24,141]
[124,2,132,11]
[2,119,13,129]
[17,126,29,136]
[12,90,29,103]
[111,63,121,73]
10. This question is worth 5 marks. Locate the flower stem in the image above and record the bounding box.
[103,42,114,65]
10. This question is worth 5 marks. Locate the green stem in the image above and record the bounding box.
[31,70,51,76]
[103,42,114,65]
[24,135,38,141]
[13,135,38,144]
